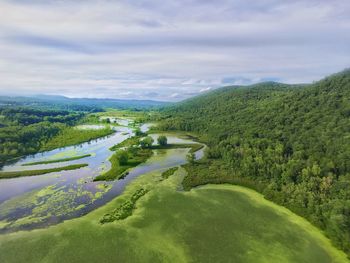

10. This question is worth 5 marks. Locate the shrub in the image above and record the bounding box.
[157,135,168,146]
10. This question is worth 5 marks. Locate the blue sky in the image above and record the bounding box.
[0,0,349,101]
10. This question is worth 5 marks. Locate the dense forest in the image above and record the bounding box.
[157,70,350,255]
[0,95,165,167]
[0,107,84,166]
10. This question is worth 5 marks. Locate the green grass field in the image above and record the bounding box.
[0,168,347,263]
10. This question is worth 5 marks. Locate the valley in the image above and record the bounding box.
[0,70,349,262]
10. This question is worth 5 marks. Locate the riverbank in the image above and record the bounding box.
[22,154,91,166]
[93,148,153,181]
[0,163,88,179]
[151,143,204,153]
[40,126,115,152]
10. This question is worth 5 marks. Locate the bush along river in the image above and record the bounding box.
[0,119,205,233]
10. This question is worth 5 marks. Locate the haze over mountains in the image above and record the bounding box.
[0,94,169,111]
[0,1,349,100]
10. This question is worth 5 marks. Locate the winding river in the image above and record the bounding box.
[0,120,204,233]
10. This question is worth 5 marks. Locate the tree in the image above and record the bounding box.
[186,152,195,165]
[118,150,128,165]
[140,136,154,148]
[134,128,144,136]
[157,135,168,146]
[106,118,111,124]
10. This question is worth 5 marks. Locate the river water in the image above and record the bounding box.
[0,120,204,233]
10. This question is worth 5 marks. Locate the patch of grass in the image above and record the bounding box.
[93,148,153,181]
[161,167,179,179]
[22,154,91,166]
[151,143,204,153]
[100,188,149,223]
[0,164,88,179]
[40,126,114,152]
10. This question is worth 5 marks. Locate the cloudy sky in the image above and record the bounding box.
[0,0,349,101]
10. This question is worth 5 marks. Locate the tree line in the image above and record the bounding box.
[0,107,85,166]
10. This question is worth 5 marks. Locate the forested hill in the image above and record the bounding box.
[158,70,350,255]
[0,95,169,111]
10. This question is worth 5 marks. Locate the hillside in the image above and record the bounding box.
[0,95,169,111]
[158,70,350,255]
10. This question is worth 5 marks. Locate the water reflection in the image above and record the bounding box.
[0,122,204,233]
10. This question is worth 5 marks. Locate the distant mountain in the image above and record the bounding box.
[0,94,170,111]
[159,69,350,255]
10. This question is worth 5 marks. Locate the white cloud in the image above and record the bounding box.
[0,0,349,101]
[199,87,212,93]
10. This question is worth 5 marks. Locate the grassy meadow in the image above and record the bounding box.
[40,126,114,152]
[0,163,88,179]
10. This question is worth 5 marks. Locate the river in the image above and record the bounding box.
[0,120,204,233]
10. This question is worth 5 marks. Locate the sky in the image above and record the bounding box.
[0,0,349,101]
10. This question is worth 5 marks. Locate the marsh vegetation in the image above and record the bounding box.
[0,163,88,179]
[22,154,91,166]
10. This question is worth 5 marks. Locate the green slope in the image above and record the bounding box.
[158,69,350,255]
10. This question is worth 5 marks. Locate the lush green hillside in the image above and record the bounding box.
[158,70,350,255]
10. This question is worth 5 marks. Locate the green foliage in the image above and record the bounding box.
[40,127,114,152]
[0,95,167,111]
[161,167,179,179]
[109,136,141,151]
[186,152,195,165]
[0,163,88,179]
[94,147,153,181]
[100,188,148,223]
[157,135,168,146]
[151,143,203,153]
[134,128,146,136]
[22,154,91,166]
[158,70,350,255]
[118,150,129,165]
[0,107,85,166]
[0,171,347,262]
[140,136,154,148]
